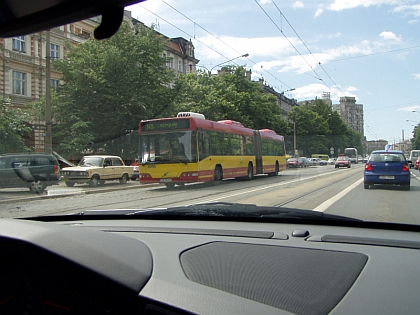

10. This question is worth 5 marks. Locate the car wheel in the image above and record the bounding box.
[119,174,128,184]
[89,176,99,187]
[364,182,369,189]
[403,183,410,190]
[348,165,351,168]
[98,180,105,185]
[65,181,75,187]
[29,180,46,194]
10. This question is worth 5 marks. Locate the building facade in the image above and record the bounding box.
[1,11,199,152]
[257,78,299,118]
[332,96,364,135]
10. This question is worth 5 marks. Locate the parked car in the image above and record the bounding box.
[415,159,419,170]
[0,153,61,193]
[364,150,410,190]
[298,157,309,167]
[131,160,139,180]
[335,156,351,168]
[327,158,336,165]
[61,155,133,187]
[286,158,300,168]
[308,158,326,166]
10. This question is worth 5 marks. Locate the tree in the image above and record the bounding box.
[411,124,420,150]
[288,104,330,156]
[52,21,175,157]
[172,66,288,136]
[0,96,31,154]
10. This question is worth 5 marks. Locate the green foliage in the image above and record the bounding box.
[0,96,31,154]
[287,99,363,157]
[52,21,175,157]
[411,124,420,150]
[172,66,288,136]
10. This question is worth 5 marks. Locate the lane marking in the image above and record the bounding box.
[313,178,363,212]
[187,169,359,205]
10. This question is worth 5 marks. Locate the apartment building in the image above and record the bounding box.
[1,11,198,152]
[332,96,364,135]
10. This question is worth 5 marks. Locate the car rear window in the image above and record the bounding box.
[370,153,405,162]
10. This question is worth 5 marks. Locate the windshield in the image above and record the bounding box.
[78,156,104,167]
[141,131,196,163]
[0,0,419,227]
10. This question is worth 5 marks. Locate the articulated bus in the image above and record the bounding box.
[344,147,358,163]
[139,112,286,188]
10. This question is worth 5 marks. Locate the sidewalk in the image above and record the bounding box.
[0,180,159,205]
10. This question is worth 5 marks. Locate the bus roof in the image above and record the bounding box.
[139,116,284,141]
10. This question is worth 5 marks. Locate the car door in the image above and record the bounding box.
[111,157,124,179]
[102,157,114,180]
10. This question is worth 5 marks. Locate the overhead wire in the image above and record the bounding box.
[255,0,341,99]
[137,1,299,96]
[270,1,344,96]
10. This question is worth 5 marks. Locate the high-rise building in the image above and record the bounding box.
[332,96,364,136]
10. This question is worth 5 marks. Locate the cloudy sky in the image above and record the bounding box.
[127,0,420,144]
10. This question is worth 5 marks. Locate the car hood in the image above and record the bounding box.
[62,166,97,171]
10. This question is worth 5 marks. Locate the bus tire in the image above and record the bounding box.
[214,165,223,181]
[246,163,253,180]
[268,162,279,176]
[165,183,175,189]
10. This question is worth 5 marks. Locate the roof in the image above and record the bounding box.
[371,150,403,154]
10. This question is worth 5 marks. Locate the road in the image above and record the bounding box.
[1,164,419,225]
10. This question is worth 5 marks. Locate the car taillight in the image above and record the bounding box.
[54,165,59,176]
[365,163,372,171]
[402,163,410,172]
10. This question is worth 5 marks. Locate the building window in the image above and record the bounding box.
[50,44,60,59]
[50,79,59,88]
[12,36,26,52]
[12,71,26,95]
[178,60,182,72]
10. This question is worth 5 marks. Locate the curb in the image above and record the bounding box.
[0,183,161,205]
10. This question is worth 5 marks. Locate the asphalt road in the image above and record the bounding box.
[1,164,419,225]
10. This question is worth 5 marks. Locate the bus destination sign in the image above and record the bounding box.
[141,119,190,132]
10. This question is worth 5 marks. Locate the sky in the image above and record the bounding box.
[127,0,420,144]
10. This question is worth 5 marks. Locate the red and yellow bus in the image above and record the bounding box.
[139,112,286,188]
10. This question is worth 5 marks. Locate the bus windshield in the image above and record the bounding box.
[141,131,197,163]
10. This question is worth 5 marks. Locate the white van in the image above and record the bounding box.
[408,150,420,168]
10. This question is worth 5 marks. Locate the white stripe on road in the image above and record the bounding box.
[313,178,364,212]
[188,169,352,205]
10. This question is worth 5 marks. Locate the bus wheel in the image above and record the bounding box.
[214,166,223,181]
[246,164,253,180]
[165,183,175,189]
[268,162,279,176]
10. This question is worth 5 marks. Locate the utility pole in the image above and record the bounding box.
[45,30,52,154]
[293,121,297,156]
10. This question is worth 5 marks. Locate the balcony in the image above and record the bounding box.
[6,50,34,64]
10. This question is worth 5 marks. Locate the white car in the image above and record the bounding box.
[61,155,133,187]
[327,158,336,165]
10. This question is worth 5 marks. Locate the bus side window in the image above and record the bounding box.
[245,136,253,155]
[199,131,210,160]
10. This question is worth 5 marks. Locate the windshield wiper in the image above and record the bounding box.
[128,202,361,222]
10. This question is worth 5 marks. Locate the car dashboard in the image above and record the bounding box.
[0,217,419,315]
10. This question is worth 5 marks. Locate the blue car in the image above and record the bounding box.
[364,150,410,190]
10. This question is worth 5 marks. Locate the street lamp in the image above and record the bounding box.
[209,53,249,75]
